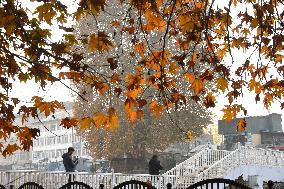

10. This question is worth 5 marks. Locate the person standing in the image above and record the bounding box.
[148,155,163,175]
[62,147,79,182]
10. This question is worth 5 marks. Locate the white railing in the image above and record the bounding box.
[0,147,283,188]
[163,148,231,177]
[0,171,196,189]
[196,146,284,182]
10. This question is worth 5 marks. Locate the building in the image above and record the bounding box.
[259,130,284,150]
[0,102,90,170]
[218,113,283,150]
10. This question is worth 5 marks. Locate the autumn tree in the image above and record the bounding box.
[73,91,212,159]
[72,3,212,159]
[0,0,283,156]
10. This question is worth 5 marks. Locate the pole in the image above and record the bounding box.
[111,169,115,188]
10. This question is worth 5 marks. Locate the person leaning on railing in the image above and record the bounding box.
[62,147,79,182]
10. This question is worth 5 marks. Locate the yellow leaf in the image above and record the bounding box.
[216,77,228,92]
[169,62,178,74]
[79,117,93,130]
[248,79,262,94]
[185,130,193,141]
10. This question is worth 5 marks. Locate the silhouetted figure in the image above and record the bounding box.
[267,180,274,189]
[148,155,163,175]
[62,147,79,182]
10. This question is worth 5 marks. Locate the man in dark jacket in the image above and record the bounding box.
[62,147,78,182]
[148,155,163,175]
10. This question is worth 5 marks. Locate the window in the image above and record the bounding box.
[40,138,44,146]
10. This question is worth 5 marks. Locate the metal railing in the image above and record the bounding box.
[163,148,231,177]
[196,146,284,182]
[0,146,283,188]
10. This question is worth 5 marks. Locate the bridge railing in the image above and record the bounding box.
[163,148,231,177]
[0,171,197,189]
[196,146,284,181]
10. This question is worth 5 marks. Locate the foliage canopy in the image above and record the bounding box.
[0,0,283,156]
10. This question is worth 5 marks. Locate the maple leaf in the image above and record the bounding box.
[191,79,203,95]
[216,77,228,92]
[203,93,216,108]
[111,20,120,27]
[34,3,56,25]
[134,42,145,57]
[2,144,20,158]
[248,79,262,94]
[89,32,112,52]
[263,93,273,109]
[108,107,119,131]
[150,101,164,117]
[178,14,195,34]
[144,9,166,31]
[93,112,108,128]
[185,130,193,141]
[79,117,93,130]
[184,73,195,84]
[237,118,246,133]
[110,73,120,83]
[127,88,142,100]
[32,97,64,117]
[60,117,78,129]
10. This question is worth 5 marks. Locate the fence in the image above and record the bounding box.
[1,179,254,189]
[0,171,196,189]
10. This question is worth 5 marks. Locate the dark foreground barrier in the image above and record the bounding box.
[6,178,253,189]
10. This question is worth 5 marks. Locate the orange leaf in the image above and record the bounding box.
[136,110,143,120]
[111,20,120,27]
[93,112,107,128]
[150,101,164,117]
[60,117,78,129]
[237,118,246,133]
[191,79,203,95]
[89,32,112,52]
[79,117,93,130]
[127,88,142,100]
[108,107,119,131]
[134,42,145,57]
[110,73,120,83]
[184,73,195,84]
[2,144,20,158]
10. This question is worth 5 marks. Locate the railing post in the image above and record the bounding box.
[111,168,115,188]
[100,183,104,189]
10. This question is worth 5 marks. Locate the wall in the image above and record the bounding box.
[252,134,261,146]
